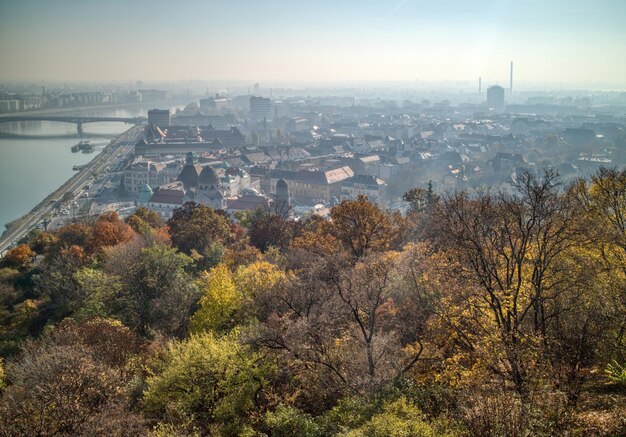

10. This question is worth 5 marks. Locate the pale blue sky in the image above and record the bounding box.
[0,0,625,85]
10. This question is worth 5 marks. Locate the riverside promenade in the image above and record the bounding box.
[0,125,143,256]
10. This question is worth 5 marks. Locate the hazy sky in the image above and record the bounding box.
[1,0,625,86]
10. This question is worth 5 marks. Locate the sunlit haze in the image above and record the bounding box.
[1,0,625,87]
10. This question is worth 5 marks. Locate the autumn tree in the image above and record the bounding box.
[88,211,134,253]
[328,195,401,258]
[105,243,199,337]
[33,245,88,322]
[167,202,232,256]
[428,170,589,397]
[252,252,425,408]
[570,168,626,362]
[0,319,146,436]
[126,206,164,230]
[249,211,301,252]
[2,244,35,269]
[53,222,93,252]
[29,230,58,254]
[190,263,240,334]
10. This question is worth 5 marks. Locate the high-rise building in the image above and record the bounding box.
[487,85,505,112]
[249,96,271,122]
[147,109,171,128]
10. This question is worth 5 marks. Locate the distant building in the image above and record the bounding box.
[193,166,226,209]
[199,97,230,112]
[123,158,180,193]
[250,96,271,122]
[171,111,235,129]
[177,152,203,189]
[0,99,21,113]
[487,86,505,112]
[139,181,186,219]
[341,174,387,207]
[148,109,171,128]
[227,189,272,214]
[264,166,354,205]
[137,125,246,155]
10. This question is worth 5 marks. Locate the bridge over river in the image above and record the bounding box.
[0,115,147,136]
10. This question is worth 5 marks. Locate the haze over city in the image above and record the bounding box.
[1,0,626,86]
[1,1,626,435]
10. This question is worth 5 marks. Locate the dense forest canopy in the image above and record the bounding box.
[0,168,624,436]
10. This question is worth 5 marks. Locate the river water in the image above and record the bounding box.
[0,102,187,230]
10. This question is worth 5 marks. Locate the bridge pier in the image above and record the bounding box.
[77,122,84,137]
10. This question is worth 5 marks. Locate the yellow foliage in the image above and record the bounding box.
[234,260,287,300]
[189,264,240,334]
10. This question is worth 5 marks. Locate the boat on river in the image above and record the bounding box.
[71,140,95,153]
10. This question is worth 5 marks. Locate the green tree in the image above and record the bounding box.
[106,244,198,337]
[143,331,269,434]
[72,268,121,321]
[340,397,456,437]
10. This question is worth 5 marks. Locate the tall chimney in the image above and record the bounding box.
[510,61,513,93]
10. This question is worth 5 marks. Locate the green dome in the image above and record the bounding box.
[137,184,153,202]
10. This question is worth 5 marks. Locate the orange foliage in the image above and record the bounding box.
[4,244,35,268]
[89,212,134,253]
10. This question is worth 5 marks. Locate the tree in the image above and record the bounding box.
[72,268,121,321]
[34,245,88,322]
[403,188,427,213]
[0,319,145,436]
[126,206,163,230]
[89,212,134,253]
[143,332,269,434]
[249,212,300,252]
[429,171,586,396]
[329,195,400,258]
[167,202,232,255]
[341,397,453,437]
[29,231,58,254]
[190,264,241,334]
[2,244,35,269]
[105,243,198,337]
[252,252,425,406]
[53,222,93,252]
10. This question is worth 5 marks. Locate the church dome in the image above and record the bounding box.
[137,184,153,202]
[198,165,220,187]
[177,165,200,189]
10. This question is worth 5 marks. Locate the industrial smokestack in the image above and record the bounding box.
[479,77,482,94]
[510,61,513,93]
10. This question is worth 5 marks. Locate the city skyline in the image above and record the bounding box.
[0,0,625,87]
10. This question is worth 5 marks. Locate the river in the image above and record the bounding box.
[0,101,188,230]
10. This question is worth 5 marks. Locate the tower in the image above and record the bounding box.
[479,77,482,94]
[274,179,290,218]
[510,61,513,94]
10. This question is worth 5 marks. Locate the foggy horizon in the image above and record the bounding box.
[1,0,625,87]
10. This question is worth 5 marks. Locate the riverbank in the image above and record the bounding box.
[0,125,141,254]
